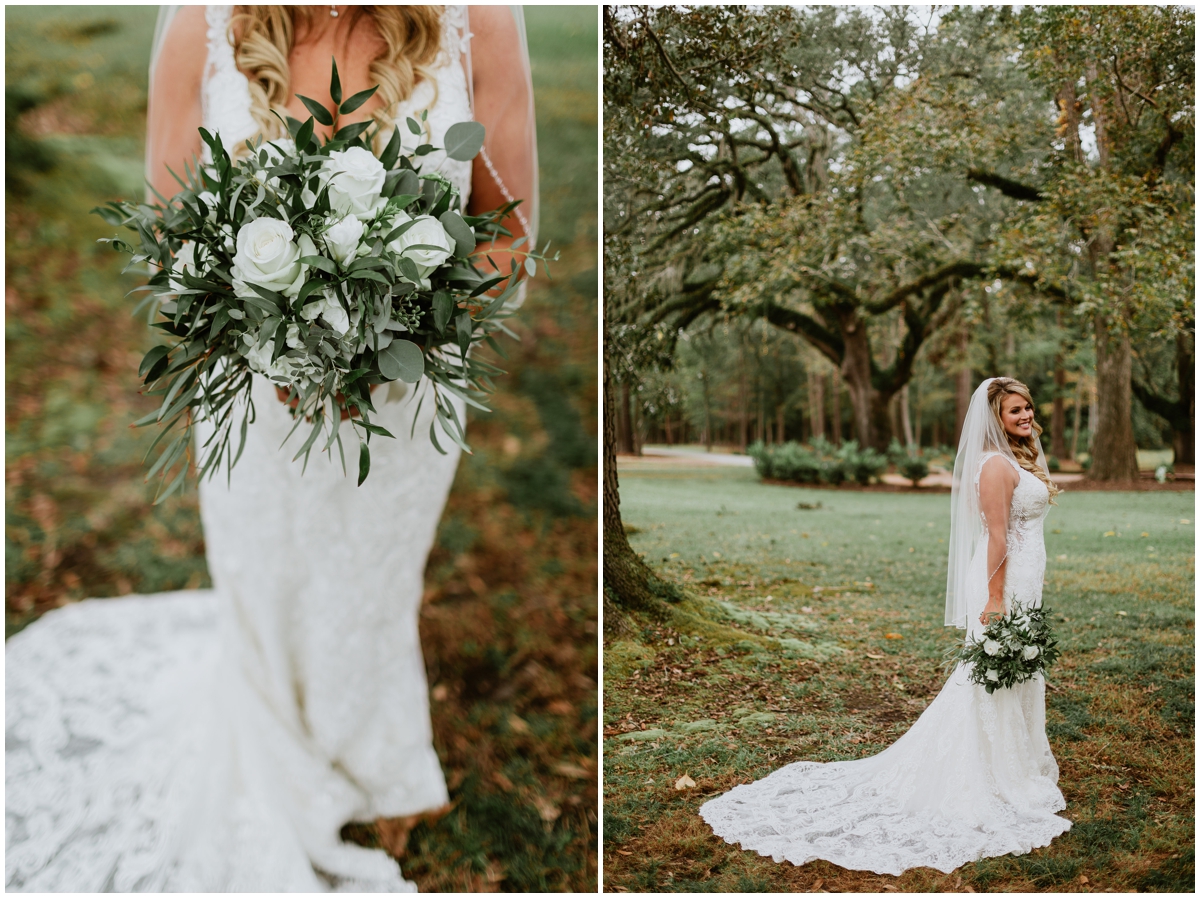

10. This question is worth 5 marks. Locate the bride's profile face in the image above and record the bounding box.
[999,392,1035,439]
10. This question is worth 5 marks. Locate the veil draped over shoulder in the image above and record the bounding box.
[147,5,539,250]
[944,378,1048,628]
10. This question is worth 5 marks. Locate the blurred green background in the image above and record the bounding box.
[6,5,597,891]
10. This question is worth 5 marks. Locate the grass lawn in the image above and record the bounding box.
[7,5,596,890]
[604,462,1194,893]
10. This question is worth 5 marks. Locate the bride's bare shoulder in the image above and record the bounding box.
[980,454,1019,488]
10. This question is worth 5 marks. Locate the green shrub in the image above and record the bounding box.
[888,439,930,486]
[751,438,890,486]
[836,440,888,485]
[747,441,772,478]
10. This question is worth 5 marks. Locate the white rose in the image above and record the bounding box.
[242,333,316,385]
[170,241,201,291]
[300,291,351,336]
[1022,645,1040,660]
[286,323,304,350]
[231,219,313,298]
[985,669,999,683]
[387,214,455,277]
[320,147,386,220]
[982,639,1001,656]
[324,215,365,264]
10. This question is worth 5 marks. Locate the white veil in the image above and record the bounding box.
[944,378,1049,628]
[146,4,539,248]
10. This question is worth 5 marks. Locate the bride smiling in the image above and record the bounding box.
[5,5,536,891]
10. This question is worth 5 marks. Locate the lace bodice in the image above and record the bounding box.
[201,5,473,204]
[976,452,1049,553]
[970,453,1050,640]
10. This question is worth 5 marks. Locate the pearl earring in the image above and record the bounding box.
[330,6,339,17]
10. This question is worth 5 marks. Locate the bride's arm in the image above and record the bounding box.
[145,7,208,203]
[978,456,1017,623]
[465,5,536,255]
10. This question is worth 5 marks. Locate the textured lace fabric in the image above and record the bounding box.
[700,454,1070,875]
[6,7,474,892]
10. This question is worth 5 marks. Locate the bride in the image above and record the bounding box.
[701,377,1073,876]
[6,5,536,891]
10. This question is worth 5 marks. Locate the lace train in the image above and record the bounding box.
[700,666,1070,875]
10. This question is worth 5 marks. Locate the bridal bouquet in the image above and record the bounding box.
[950,604,1062,694]
[94,62,551,501]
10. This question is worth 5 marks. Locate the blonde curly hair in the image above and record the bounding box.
[987,377,1060,501]
[228,5,443,154]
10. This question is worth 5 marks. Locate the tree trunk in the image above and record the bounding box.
[632,393,644,455]
[1071,377,1084,461]
[738,359,749,451]
[603,339,666,612]
[841,316,881,448]
[1174,330,1195,466]
[1052,312,1067,460]
[830,368,842,445]
[808,367,825,439]
[618,380,634,454]
[776,404,786,445]
[701,372,713,452]
[900,384,914,448]
[1090,318,1140,480]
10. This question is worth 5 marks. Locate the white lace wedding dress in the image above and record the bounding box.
[6,7,474,891]
[700,453,1072,875]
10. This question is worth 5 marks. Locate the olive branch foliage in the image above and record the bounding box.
[95,60,554,503]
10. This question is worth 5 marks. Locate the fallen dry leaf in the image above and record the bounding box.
[533,795,561,823]
[553,762,591,780]
[674,774,696,790]
[884,633,903,639]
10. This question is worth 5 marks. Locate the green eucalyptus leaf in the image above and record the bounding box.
[432,291,454,333]
[377,338,424,383]
[439,210,476,258]
[443,121,486,161]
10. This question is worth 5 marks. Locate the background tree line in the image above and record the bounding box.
[603,4,1193,609]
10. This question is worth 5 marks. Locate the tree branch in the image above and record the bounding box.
[966,168,1044,202]
[864,260,985,315]
[762,301,844,365]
